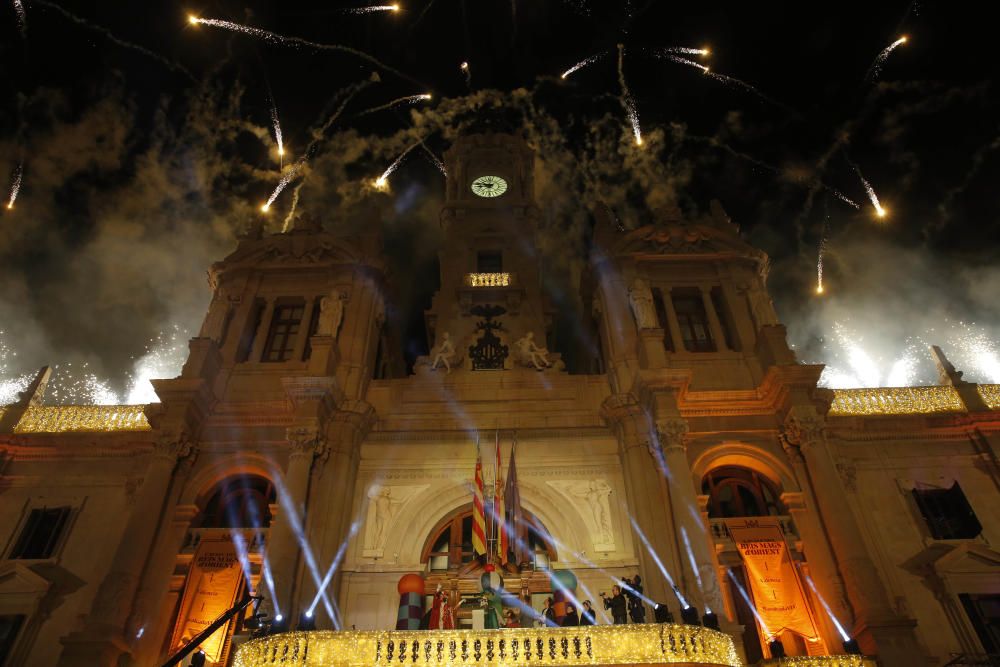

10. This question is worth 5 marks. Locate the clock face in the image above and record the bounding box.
[470,175,508,198]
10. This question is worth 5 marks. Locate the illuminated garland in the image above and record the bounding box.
[466,273,512,288]
[13,404,151,433]
[766,657,876,667]
[233,625,741,667]
[977,384,1000,410]
[828,387,963,416]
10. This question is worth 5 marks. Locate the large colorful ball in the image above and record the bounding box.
[481,570,504,593]
[549,570,578,593]
[397,573,425,595]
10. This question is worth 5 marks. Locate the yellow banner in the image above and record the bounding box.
[170,538,244,661]
[725,518,818,640]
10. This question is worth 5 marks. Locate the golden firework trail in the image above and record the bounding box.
[816,219,828,295]
[6,163,23,210]
[617,44,642,146]
[419,140,447,176]
[375,141,422,189]
[460,61,471,88]
[357,93,432,116]
[853,165,887,218]
[867,36,908,81]
[187,15,424,87]
[262,161,305,212]
[344,4,400,13]
[664,54,709,74]
[270,104,284,165]
[560,51,606,79]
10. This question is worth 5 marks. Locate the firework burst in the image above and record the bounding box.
[358,93,432,116]
[6,163,23,210]
[867,36,908,81]
[13,0,26,34]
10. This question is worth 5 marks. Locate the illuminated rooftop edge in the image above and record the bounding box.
[233,625,741,667]
[0,385,997,434]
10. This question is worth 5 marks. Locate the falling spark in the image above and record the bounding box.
[13,0,26,34]
[560,51,606,79]
[663,54,710,74]
[853,165,887,218]
[270,105,284,164]
[460,61,471,88]
[655,46,710,57]
[867,36,908,81]
[816,218,827,295]
[357,93,432,116]
[343,4,400,13]
[374,141,421,189]
[186,15,424,87]
[7,163,23,210]
[263,161,305,211]
[617,44,642,146]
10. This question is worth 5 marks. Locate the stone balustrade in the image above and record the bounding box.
[465,272,516,288]
[828,386,963,416]
[233,624,741,667]
[13,404,151,433]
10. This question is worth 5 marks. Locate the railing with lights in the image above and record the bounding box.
[233,624,741,667]
[465,272,514,288]
[977,384,1000,410]
[759,658,877,667]
[12,404,151,433]
[828,386,964,416]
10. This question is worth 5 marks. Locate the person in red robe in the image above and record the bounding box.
[429,585,455,630]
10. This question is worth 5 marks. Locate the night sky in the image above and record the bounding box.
[1,0,998,401]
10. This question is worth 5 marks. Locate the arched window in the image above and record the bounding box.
[702,467,783,518]
[195,475,275,529]
[420,505,557,572]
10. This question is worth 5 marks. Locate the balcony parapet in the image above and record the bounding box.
[828,386,964,416]
[464,272,517,288]
[12,404,151,433]
[977,384,1000,410]
[760,657,876,667]
[233,624,741,667]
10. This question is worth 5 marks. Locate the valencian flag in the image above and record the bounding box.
[494,428,508,564]
[472,437,487,557]
[505,432,528,565]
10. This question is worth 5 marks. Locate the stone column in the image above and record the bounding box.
[780,437,852,652]
[663,290,686,353]
[264,425,323,621]
[601,395,678,609]
[655,418,724,614]
[784,406,923,663]
[699,287,728,352]
[127,502,199,666]
[57,434,194,667]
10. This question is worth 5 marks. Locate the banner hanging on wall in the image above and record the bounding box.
[725,517,819,640]
[169,537,244,661]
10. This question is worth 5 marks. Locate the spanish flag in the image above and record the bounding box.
[472,437,487,557]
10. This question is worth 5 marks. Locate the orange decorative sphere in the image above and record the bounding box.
[397,573,425,595]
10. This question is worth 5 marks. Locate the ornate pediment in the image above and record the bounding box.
[211,232,383,281]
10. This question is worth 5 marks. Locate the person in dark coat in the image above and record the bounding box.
[601,585,627,624]
[580,601,596,626]
[626,575,646,624]
[540,597,556,626]
[561,604,580,627]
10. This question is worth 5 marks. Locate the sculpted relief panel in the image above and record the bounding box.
[546,479,615,553]
[362,484,429,558]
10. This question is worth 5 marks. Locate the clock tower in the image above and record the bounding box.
[423,132,561,372]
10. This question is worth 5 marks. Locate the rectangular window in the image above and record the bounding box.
[711,287,739,351]
[476,250,503,273]
[652,287,674,352]
[0,615,26,663]
[959,593,1000,654]
[672,289,715,352]
[235,299,265,363]
[9,506,71,560]
[262,301,305,362]
[912,482,982,540]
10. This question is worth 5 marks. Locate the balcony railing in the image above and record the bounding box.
[234,624,741,667]
[181,528,267,554]
[709,516,798,546]
[828,386,964,416]
[464,272,516,288]
[13,404,151,433]
[977,385,1000,410]
[760,658,877,667]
